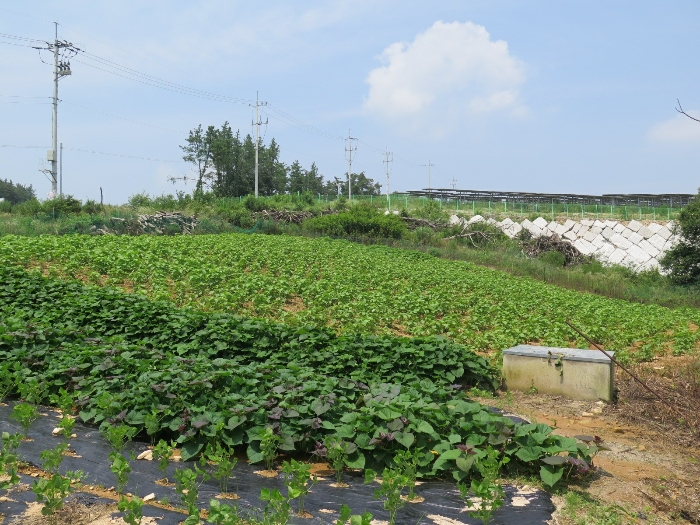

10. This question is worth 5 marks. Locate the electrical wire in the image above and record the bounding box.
[0,32,47,43]
[76,51,253,105]
[0,40,37,48]
[62,146,184,163]
[73,58,253,105]
[0,6,53,24]
[267,104,345,141]
[60,100,185,134]
[0,145,46,148]
[0,23,428,176]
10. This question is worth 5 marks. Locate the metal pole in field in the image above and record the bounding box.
[51,22,59,195]
[34,23,77,196]
[383,149,393,211]
[59,142,63,197]
[251,91,268,198]
[345,131,357,201]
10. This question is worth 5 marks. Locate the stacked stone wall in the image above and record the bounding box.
[451,215,679,271]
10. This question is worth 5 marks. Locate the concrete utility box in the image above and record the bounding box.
[502,345,615,401]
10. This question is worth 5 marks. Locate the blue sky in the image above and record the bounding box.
[1,1,699,203]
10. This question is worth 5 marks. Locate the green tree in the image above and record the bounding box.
[0,179,36,204]
[180,125,215,192]
[288,160,305,195]
[661,191,700,284]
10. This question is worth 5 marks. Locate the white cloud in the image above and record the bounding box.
[364,21,526,127]
[648,112,700,143]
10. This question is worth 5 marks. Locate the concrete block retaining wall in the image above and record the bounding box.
[455,214,680,272]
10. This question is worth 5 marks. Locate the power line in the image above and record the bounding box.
[0,40,38,48]
[60,100,185,134]
[0,6,52,24]
[63,146,184,163]
[345,131,358,200]
[0,145,46,149]
[76,51,253,105]
[267,104,345,141]
[2,24,429,183]
[0,101,52,105]
[0,32,47,43]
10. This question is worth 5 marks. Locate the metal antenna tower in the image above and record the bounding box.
[450,175,457,189]
[250,91,268,198]
[383,149,393,211]
[422,160,434,195]
[34,22,79,197]
[345,130,357,201]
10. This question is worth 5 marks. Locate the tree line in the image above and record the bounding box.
[180,123,381,198]
[0,178,36,205]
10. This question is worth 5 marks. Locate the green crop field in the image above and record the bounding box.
[1,233,698,361]
[0,265,587,487]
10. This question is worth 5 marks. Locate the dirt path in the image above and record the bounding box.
[476,373,700,524]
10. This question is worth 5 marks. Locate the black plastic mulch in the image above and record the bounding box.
[0,403,554,525]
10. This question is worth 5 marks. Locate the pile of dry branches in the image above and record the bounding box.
[254,208,338,224]
[254,209,314,224]
[95,212,198,235]
[520,233,585,265]
[402,217,440,230]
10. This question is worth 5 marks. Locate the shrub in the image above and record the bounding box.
[661,191,700,284]
[41,196,82,215]
[127,192,152,209]
[538,250,566,268]
[151,194,178,211]
[215,204,254,228]
[243,196,266,212]
[304,205,406,239]
[82,199,101,215]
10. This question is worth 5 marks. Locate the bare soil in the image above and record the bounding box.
[476,356,700,524]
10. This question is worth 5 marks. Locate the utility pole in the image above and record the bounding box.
[450,175,457,190]
[34,23,78,197]
[422,160,434,197]
[383,149,393,211]
[250,91,268,198]
[345,130,357,201]
[59,142,63,196]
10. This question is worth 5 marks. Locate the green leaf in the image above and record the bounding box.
[394,431,414,449]
[246,444,264,464]
[515,446,542,462]
[455,456,475,473]
[541,455,569,465]
[433,449,462,471]
[180,441,204,461]
[345,450,365,469]
[413,420,435,435]
[540,464,564,487]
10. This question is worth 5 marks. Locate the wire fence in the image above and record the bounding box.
[324,194,684,222]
